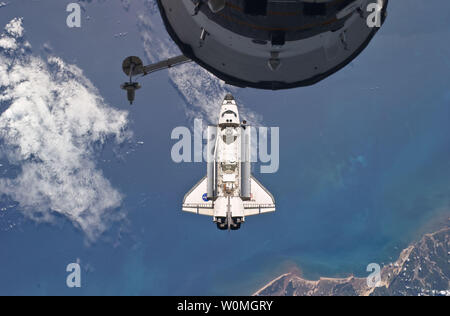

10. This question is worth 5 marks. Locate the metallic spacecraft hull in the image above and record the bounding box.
[157,0,388,90]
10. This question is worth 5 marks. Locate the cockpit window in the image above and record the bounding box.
[222,110,237,117]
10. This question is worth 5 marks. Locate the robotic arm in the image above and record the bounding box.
[121,55,191,104]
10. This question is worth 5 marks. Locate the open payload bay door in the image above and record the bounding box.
[182,176,215,216]
[243,176,276,216]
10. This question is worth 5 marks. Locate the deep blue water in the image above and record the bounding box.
[0,0,449,295]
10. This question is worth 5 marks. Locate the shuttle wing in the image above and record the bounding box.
[182,177,214,216]
[243,176,276,216]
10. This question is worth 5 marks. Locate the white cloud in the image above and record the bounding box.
[0,18,130,242]
[5,17,24,38]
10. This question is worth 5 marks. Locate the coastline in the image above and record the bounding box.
[254,219,449,296]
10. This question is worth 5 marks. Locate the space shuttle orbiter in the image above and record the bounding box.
[182,94,275,230]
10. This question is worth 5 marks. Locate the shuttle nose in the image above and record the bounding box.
[219,94,240,125]
[224,93,234,101]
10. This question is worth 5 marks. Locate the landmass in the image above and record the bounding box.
[254,221,449,296]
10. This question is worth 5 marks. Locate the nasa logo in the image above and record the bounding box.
[202,193,208,202]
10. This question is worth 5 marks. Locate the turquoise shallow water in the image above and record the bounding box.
[0,0,449,295]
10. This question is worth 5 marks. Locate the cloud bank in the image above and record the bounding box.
[0,18,130,241]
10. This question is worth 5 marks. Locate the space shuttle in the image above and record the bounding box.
[182,94,275,230]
